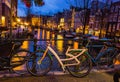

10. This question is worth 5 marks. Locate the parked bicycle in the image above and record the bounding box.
[26,37,120,77]
[0,39,31,75]
[87,37,120,70]
[26,39,92,78]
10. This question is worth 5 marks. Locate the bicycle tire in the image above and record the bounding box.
[26,50,52,76]
[10,49,31,75]
[97,50,116,69]
[67,53,92,78]
[114,53,120,64]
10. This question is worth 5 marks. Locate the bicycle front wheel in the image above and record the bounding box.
[26,50,52,76]
[67,53,92,78]
[10,49,31,75]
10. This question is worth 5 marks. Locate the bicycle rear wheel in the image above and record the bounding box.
[67,53,92,78]
[10,49,30,75]
[114,53,120,64]
[26,50,52,76]
[97,50,116,69]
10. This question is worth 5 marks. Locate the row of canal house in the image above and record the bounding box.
[0,0,17,30]
[106,1,120,38]
[43,1,120,38]
[90,1,120,38]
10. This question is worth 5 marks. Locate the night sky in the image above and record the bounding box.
[17,0,119,17]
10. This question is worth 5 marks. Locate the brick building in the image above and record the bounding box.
[106,1,120,38]
[0,0,17,30]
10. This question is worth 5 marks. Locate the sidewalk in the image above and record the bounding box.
[0,59,119,82]
[0,69,115,82]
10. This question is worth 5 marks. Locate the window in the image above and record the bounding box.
[119,9,120,15]
[111,6,115,13]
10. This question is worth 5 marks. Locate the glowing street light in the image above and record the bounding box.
[17,18,21,23]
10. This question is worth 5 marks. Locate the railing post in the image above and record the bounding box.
[31,37,38,73]
[33,38,37,52]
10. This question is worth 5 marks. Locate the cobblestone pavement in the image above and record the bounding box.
[0,57,120,82]
[0,69,116,82]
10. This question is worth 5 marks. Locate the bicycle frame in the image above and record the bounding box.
[0,41,22,69]
[9,42,22,58]
[88,41,116,64]
[38,43,88,72]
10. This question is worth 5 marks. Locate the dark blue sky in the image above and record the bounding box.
[18,0,119,17]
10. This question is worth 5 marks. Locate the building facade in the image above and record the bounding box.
[0,0,17,30]
[106,1,120,38]
[0,0,2,26]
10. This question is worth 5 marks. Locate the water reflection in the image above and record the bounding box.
[12,50,29,72]
[21,41,29,49]
[18,28,82,71]
[20,28,83,53]
[37,29,40,39]
[56,35,63,52]
[34,29,81,52]
[73,42,79,49]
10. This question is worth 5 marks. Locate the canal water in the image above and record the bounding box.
[13,28,111,74]
[21,28,83,53]
[14,28,84,72]
[12,29,120,74]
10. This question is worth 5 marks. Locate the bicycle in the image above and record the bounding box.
[26,39,92,78]
[112,41,120,66]
[0,39,31,75]
[113,44,120,82]
[86,38,119,70]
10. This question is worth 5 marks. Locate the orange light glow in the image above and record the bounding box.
[56,35,63,52]
[21,41,29,49]
[73,42,79,49]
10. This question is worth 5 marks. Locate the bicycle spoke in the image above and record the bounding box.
[11,49,30,75]
[26,50,52,76]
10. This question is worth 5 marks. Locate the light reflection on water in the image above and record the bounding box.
[17,29,82,71]
[21,29,82,53]
[56,35,63,52]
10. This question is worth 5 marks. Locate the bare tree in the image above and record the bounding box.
[66,0,112,36]
[66,0,91,34]
[93,0,112,38]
